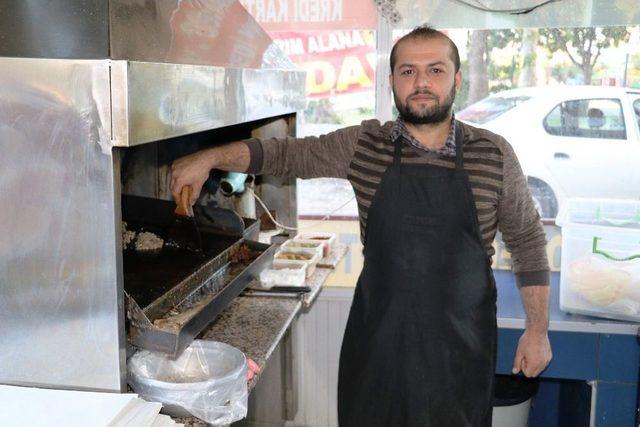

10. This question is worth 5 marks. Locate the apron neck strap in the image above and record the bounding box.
[393,133,403,167]
[454,121,464,171]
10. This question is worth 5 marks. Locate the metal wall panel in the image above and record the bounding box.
[0,58,125,391]
[0,0,293,70]
[0,0,109,59]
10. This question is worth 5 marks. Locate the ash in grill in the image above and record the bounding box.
[151,244,262,331]
[122,221,165,252]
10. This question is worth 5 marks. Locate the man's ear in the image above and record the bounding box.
[389,72,393,89]
[455,70,462,91]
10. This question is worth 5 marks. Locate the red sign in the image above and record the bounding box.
[271,30,376,97]
[239,0,377,31]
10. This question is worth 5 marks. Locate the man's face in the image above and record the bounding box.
[390,37,462,125]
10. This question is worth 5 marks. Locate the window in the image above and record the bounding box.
[240,2,376,220]
[457,96,531,124]
[633,98,640,132]
[543,99,627,139]
[242,0,374,286]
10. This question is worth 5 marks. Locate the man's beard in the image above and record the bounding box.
[394,84,456,125]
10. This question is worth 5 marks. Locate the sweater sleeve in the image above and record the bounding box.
[497,139,550,288]
[242,125,361,179]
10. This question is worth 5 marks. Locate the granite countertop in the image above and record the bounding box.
[172,243,348,426]
[172,296,301,427]
[303,243,348,308]
[198,296,301,390]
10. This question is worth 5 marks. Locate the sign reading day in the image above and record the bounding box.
[272,30,376,97]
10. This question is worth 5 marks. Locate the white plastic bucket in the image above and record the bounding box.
[128,340,248,425]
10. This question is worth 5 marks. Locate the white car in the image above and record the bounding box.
[458,85,640,218]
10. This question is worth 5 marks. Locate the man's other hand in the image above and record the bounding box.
[247,358,261,381]
[512,330,552,377]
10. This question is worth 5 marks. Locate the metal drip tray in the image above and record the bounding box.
[122,195,273,358]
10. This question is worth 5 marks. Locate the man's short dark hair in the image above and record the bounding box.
[390,25,461,74]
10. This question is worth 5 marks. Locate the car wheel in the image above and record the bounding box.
[528,179,558,219]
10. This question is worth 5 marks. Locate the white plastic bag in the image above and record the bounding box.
[128,340,248,425]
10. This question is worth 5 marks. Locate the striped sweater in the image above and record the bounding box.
[245,119,549,287]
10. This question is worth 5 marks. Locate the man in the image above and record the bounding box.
[171,26,552,427]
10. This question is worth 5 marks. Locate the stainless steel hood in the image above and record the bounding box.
[110,58,304,146]
[0,0,305,146]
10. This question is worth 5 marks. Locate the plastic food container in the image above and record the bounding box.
[128,340,248,425]
[281,239,324,258]
[259,260,307,288]
[290,238,331,257]
[274,249,321,277]
[556,198,640,322]
[294,232,336,256]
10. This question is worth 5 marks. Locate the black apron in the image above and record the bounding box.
[337,123,497,427]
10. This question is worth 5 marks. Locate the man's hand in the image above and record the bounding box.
[170,141,251,205]
[246,358,261,381]
[170,149,216,206]
[512,330,552,377]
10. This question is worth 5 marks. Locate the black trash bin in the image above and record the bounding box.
[492,375,539,427]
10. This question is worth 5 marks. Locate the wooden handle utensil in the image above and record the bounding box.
[176,186,194,217]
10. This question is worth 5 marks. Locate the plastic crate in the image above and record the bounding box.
[556,198,640,322]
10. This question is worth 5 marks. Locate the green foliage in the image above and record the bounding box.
[539,27,630,56]
[486,30,523,94]
[357,107,374,116]
[487,29,522,51]
[464,25,633,100]
[550,63,581,83]
[488,63,516,85]
[304,99,344,124]
[539,27,630,83]
[489,83,512,93]
[454,60,471,110]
